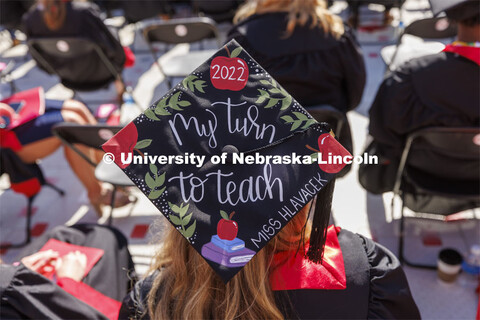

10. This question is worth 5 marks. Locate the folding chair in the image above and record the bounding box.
[305,105,346,139]
[52,123,137,225]
[381,17,457,71]
[392,127,480,269]
[0,148,65,248]
[142,17,221,89]
[27,37,127,99]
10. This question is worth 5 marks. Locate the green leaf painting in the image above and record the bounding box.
[255,79,293,110]
[135,139,152,149]
[168,202,196,242]
[280,112,316,131]
[182,75,207,94]
[148,91,191,120]
[220,210,229,220]
[146,164,166,199]
[230,47,242,58]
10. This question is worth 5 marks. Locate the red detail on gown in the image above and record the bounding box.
[269,225,346,291]
[443,45,480,66]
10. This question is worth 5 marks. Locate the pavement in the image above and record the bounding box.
[0,1,478,319]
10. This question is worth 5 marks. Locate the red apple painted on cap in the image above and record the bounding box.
[217,210,238,240]
[307,131,351,174]
[210,46,249,91]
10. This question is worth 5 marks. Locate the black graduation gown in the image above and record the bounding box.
[227,12,366,113]
[118,228,420,320]
[15,224,136,301]
[22,1,125,90]
[227,12,366,156]
[364,52,480,211]
[0,0,34,30]
[0,264,109,320]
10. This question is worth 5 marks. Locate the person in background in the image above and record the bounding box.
[0,98,130,216]
[227,0,366,156]
[22,0,127,97]
[361,0,480,199]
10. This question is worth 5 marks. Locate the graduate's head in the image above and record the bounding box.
[146,180,336,320]
[234,0,344,38]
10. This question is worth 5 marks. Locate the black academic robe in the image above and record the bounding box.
[0,0,34,30]
[0,264,111,320]
[227,12,366,113]
[227,12,366,156]
[118,227,420,320]
[22,1,125,90]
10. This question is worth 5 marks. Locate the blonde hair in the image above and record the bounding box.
[147,202,313,320]
[234,0,344,38]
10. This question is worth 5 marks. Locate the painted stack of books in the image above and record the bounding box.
[201,235,255,268]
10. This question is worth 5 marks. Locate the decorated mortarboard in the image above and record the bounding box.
[102,39,351,282]
[429,0,480,21]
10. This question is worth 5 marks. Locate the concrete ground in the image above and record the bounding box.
[0,0,478,319]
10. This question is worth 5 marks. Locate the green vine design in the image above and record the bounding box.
[182,75,207,94]
[168,202,196,241]
[280,112,316,131]
[256,79,292,110]
[145,91,191,120]
[145,163,165,199]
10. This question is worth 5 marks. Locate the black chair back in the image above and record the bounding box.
[403,17,457,40]
[52,123,123,166]
[143,17,219,45]
[394,127,480,214]
[28,38,121,91]
[305,105,346,139]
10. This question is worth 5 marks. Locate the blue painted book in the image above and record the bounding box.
[211,235,245,252]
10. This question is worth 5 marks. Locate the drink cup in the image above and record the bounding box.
[437,248,463,283]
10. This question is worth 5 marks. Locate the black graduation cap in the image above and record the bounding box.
[102,40,351,282]
[429,0,480,21]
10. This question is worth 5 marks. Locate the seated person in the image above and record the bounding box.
[227,0,366,155]
[1,224,135,319]
[361,0,480,199]
[120,181,420,319]
[0,95,130,216]
[22,0,127,96]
